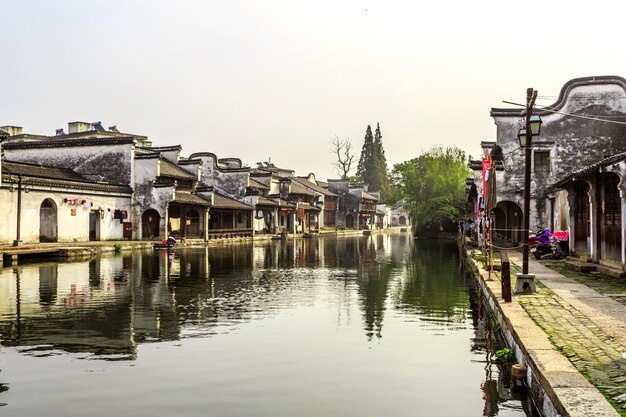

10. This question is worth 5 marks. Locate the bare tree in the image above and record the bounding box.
[331,135,355,179]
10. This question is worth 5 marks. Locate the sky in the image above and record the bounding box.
[2,0,625,180]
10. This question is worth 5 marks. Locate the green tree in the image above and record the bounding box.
[373,123,390,199]
[391,146,470,236]
[356,125,374,183]
[356,123,390,200]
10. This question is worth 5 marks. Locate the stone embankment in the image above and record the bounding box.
[465,245,626,417]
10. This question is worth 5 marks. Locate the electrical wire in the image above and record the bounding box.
[537,103,626,124]
[503,99,626,125]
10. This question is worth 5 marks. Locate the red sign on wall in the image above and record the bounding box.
[297,208,305,219]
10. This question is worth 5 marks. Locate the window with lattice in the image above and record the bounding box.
[534,151,550,172]
[603,175,621,225]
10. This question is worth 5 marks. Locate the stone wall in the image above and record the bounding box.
[3,141,134,186]
[0,189,130,244]
[189,152,249,201]
[491,76,626,230]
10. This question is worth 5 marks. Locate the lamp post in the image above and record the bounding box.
[516,88,542,291]
[13,174,23,247]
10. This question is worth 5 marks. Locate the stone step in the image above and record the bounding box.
[563,259,597,273]
[595,264,626,279]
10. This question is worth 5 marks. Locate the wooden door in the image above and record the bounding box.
[599,173,621,262]
[574,181,590,256]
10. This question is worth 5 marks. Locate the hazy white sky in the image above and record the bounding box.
[2,1,624,180]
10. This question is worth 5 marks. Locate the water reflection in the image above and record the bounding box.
[1,237,406,357]
[0,235,534,416]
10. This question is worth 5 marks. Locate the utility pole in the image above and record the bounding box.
[515,87,542,294]
[521,88,537,275]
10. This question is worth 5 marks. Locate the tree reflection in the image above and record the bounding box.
[393,240,469,325]
[356,236,392,340]
[0,237,483,361]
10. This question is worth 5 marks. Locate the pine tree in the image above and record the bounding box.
[373,123,389,199]
[356,125,374,183]
[356,123,390,200]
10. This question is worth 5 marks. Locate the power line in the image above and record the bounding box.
[501,100,626,125]
[537,103,626,124]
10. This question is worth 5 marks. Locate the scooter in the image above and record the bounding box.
[528,227,552,260]
[548,235,567,259]
[529,227,567,260]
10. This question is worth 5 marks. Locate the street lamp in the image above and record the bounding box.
[517,115,542,148]
[529,114,543,135]
[516,88,542,293]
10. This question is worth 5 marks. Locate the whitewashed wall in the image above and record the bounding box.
[0,189,130,244]
[4,142,134,186]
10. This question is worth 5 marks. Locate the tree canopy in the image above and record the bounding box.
[390,146,470,236]
[356,123,390,200]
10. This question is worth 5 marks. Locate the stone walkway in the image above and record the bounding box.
[503,251,626,416]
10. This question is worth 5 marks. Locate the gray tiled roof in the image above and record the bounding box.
[1,160,132,193]
[257,195,279,206]
[2,136,136,149]
[553,150,626,188]
[292,177,339,197]
[288,180,317,196]
[298,202,321,211]
[249,178,270,190]
[361,191,379,201]
[3,160,93,182]
[173,192,210,206]
[159,159,196,180]
[212,192,254,210]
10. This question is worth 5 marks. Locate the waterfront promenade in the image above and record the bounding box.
[469,248,626,417]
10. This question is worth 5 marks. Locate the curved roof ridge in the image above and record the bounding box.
[490,75,626,117]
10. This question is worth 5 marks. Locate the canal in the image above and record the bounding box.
[0,235,537,416]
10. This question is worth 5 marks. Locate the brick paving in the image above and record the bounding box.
[504,252,626,416]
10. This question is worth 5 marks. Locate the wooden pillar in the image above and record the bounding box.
[617,181,626,271]
[204,208,210,241]
[163,206,169,241]
[501,251,511,302]
[565,185,575,256]
[589,181,598,262]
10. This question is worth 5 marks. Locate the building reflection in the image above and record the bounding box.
[0,235,537,416]
[0,234,453,361]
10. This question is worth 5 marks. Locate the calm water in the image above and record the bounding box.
[0,235,536,417]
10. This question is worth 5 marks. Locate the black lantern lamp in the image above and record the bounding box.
[517,128,527,147]
[529,114,542,135]
[518,115,542,148]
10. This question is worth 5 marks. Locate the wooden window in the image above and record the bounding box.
[603,174,621,225]
[534,151,550,172]
[575,183,589,225]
